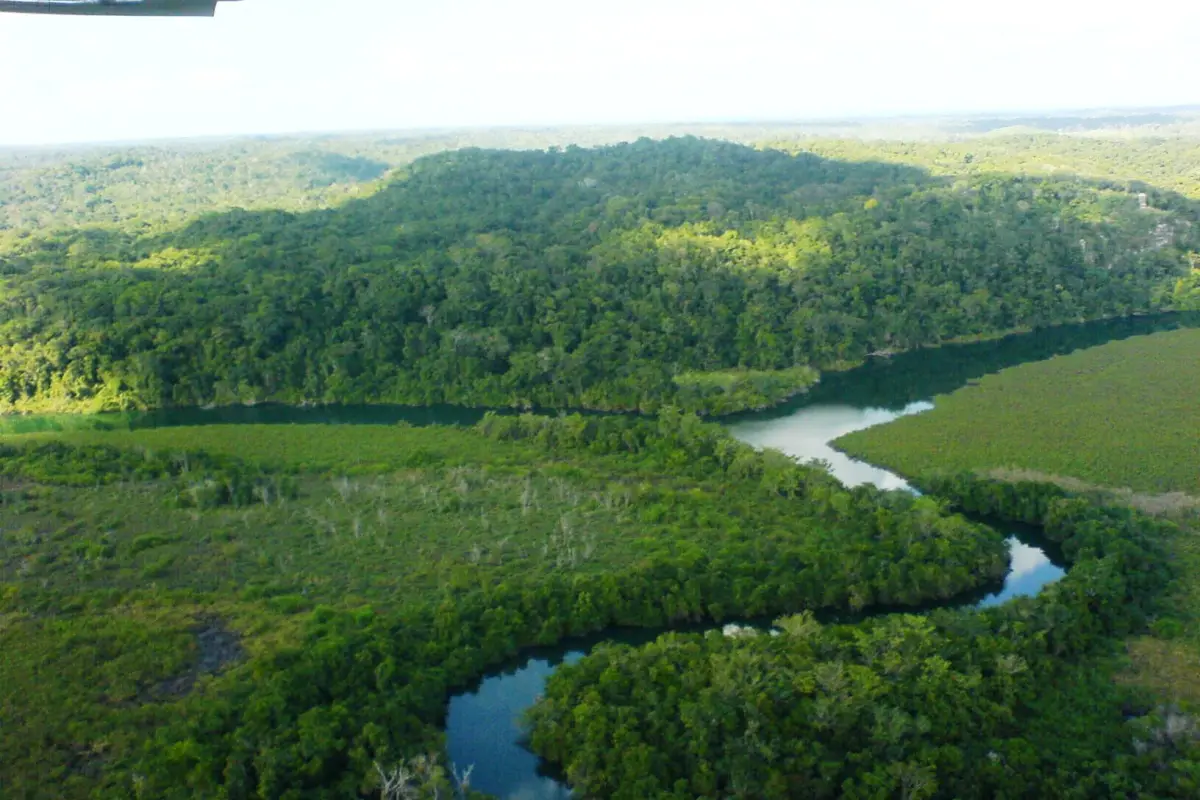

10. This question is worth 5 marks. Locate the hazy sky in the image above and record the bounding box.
[1,0,1197,146]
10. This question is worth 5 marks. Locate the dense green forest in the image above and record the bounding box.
[0,129,646,236]
[793,135,1200,200]
[526,474,1195,798]
[2,123,913,236]
[2,135,1198,415]
[1,414,1014,798]
[6,110,1200,237]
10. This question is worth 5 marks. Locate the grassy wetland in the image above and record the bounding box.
[837,327,1200,495]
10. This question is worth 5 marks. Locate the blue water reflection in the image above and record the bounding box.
[446,654,583,800]
[979,538,1065,608]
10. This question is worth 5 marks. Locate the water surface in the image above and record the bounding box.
[446,652,580,800]
[726,400,933,490]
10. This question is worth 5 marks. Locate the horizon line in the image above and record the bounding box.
[3,101,1199,152]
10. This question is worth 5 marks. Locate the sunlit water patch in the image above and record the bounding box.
[725,400,934,489]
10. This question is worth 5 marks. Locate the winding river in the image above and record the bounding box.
[443,400,1067,800]
[440,314,1199,799]
[4,313,1199,798]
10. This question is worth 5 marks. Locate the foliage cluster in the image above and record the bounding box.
[672,366,819,415]
[0,414,1012,798]
[1,125,818,236]
[792,136,1200,201]
[0,439,295,508]
[6,118,1200,237]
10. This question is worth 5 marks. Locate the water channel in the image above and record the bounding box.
[5,313,1198,798]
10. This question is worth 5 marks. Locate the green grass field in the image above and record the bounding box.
[836,327,1200,495]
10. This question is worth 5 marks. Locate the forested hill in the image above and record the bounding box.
[1,136,1197,414]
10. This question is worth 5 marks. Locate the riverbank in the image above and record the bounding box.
[0,371,818,421]
[444,389,1070,798]
[7,310,1200,436]
[831,326,1200,733]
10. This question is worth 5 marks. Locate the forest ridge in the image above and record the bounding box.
[1,136,1198,415]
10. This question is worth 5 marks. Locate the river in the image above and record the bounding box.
[443,399,1067,800]
[5,313,1197,798]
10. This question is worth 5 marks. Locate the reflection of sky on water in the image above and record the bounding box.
[446,653,584,799]
[726,401,934,490]
[1010,539,1052,580]
[978,538,1065,608]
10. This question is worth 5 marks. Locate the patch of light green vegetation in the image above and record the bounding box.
[672,365,819,414]
[8,423,529,474]
[836,326,1200,495]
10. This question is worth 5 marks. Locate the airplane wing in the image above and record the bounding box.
[0,0,239,15]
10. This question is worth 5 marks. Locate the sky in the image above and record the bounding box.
[1,0,1198,146]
